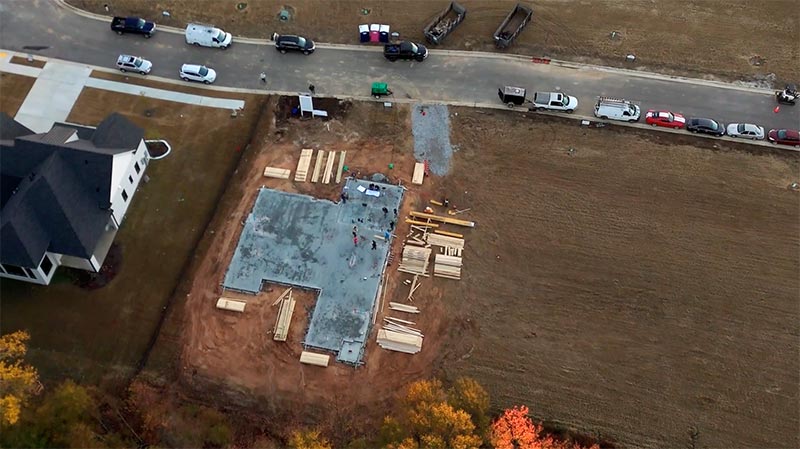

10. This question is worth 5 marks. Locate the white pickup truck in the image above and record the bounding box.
[531,91,579,113]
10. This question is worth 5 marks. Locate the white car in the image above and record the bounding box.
[116,54,152,75]
[179,64,216,84]
[726,123,765,140]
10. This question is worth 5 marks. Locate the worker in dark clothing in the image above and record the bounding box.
[371,241,377,250]
[382,207,389,215]
[308,84,315,94]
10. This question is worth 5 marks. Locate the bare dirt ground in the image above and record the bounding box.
[69,0,799,83]
[432,110,800,448]
[0,86,265,388]
[145,99,452,444]
[0,72,35,116]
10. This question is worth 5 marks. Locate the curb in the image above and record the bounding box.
[3,48,796,154]
[55,0,775,95]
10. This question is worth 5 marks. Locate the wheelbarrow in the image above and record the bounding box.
[371,82,393,99]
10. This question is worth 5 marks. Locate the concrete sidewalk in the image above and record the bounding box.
[0,51,245,133]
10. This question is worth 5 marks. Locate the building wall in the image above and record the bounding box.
[0,252,60,285]
[110,139,149,226]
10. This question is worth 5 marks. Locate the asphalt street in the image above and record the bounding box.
[1,0,798,129]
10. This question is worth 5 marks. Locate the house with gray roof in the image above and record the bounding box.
[0,112,151,285]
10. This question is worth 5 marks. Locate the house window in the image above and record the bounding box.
[129,175,134,184]
[39,255,53,276]
[2,264,27,277]
[23,267,36,279]
[122,190,129,202]
[134,162,141,174]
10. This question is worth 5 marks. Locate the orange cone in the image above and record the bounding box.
[774,106,780,113]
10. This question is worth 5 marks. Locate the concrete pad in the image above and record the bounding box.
[223,179,404,365]
[15,62,90,132]
[84,78,245,110]
[0,53,42,77]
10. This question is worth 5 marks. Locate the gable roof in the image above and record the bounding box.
[0,113,144,269]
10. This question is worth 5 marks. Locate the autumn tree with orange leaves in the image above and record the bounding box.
[0,331,41,426]
[491,405,599,449]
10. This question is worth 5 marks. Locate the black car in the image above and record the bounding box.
[274,34,315,54]
[686,117,725,136]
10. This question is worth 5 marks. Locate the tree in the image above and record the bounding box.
[448,377,490,436]
[288,428,333,449]
[491,406,600,449]
[0,330,41,426]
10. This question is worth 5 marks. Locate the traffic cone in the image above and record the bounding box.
[774,106,780,113]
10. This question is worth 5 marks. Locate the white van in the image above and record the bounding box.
[594,97,641,122]
[185,23,232,49]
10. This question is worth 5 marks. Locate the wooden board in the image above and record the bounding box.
[300,351,330,367]
[410,211,475,227]
[335,151,347,183]
[412,162,425,185]
[322,150,336,184]
[311,150,325,183]
[434,229,464,238]
[216,297,246,312]
[405,219,439,228]
[273,293,296,341]
[295,149,313,182]
[263,167,291,179]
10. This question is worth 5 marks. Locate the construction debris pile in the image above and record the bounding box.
[377,200,475,355]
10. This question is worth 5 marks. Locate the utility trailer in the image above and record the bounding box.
[493,3,533,49]
[423,1,467,45]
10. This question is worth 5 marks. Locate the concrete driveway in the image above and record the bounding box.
[1,0,798,129]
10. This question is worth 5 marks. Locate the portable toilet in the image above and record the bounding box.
[379,24,390,43]
[369,24,380,43]
[359,24,369,43]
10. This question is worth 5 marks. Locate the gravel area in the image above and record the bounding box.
[411,104,453,176]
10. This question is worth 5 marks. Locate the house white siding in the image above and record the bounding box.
[0,252,59,285]
[109,139,149,225]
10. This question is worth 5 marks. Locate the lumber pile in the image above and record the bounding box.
[295,149,313,182]
[263,167,291,179]
[389,302,420,313]
[322,150,336,184]
[383,317,424,338]
[433,253,462,280]
[377,329,423,354]
[398,246,431,276]
[335,151,346,183]
[273,289,296,341]
[299,351,330,367]
[410,211,475,228]
[412,162,425,185]
[216,297,246,312]
[311,150,325,183]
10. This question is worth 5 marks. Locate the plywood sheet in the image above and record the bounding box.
[295,149,313,182]
[412,162,425,185]
[263,167,291,179]
[216,297,246,312]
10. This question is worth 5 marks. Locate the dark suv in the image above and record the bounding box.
[686,117,725,136]
[274,34,315,55]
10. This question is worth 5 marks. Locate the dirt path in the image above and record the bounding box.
[69,0,799,84]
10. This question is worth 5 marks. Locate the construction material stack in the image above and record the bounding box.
[398,245,432,276]
[376,329,423,354]
[273,288,295,341]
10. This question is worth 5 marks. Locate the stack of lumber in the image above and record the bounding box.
[311,150,325,182]
[273,289,296,341]
[263,167,291,179]
[410,211,475,228]
[335,151,347,183]
[299,351,330,367]
[426,233,465,251]
[433,254,462,280]
[383,317,424,337]
[294,149,313,181]
[412,162,425,185]
[398,246,431,276]
[322,151,336,184]
[389,302,420,313]
[377,329,423,354]
[216,297,246,312]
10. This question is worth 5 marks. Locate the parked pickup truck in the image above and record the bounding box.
[384,41,428,62]
[530,91,578,113]
[110,16,156,38]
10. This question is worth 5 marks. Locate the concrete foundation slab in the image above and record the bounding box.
[223,179,404,364]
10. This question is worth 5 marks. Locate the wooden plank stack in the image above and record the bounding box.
[295,149,313,182]
[299,351,330,367]
[398,246,431,276]
[433,253,462,280]
[263,167,291,179]
[216,297,246,312]
[410,211,475,228]
[412,162,425,185]
[273,290,296,341]
[389,302,420,313]
[311,150,325,183]
[322,151,336,184]
[426,233,464,252]
[377,329,423,354]
[335,151,347,183]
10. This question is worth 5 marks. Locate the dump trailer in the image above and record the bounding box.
[493,3,533,49]
[423,1,467,45]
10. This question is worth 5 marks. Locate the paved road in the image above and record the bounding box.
[1,0,798,130]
